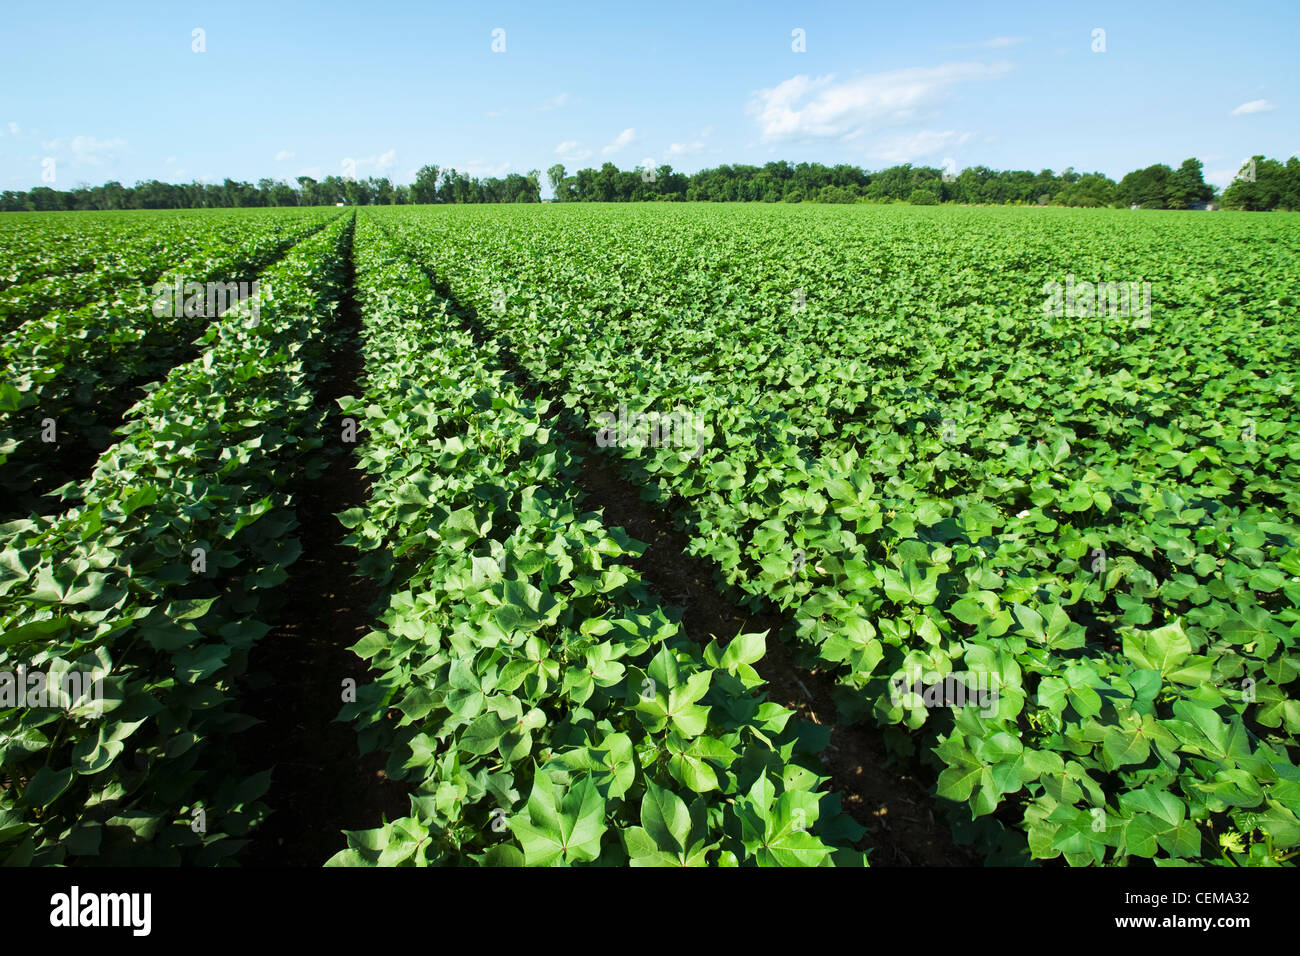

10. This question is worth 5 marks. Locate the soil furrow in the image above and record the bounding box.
[240,216,410,867]
[377,234,978,866]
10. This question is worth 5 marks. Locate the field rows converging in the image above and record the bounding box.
[323,214,866,866]
[0,213,351,864]
[364,203,1300,866]
[0,202,1297,868]
[0,209,343,519]
[0,211,305,335]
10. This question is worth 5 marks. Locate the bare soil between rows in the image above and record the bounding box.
[234,226,980,867]
[240,219,410,866]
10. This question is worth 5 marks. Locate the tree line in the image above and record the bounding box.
[546,155,1299,210]
[0,166,542,212]
[2,155,1297,212]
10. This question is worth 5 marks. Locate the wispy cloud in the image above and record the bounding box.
[866,129,972,164]
[747,62,1012,142]
[602,127,636,155]
[554,140,592,162]
[341,148,398,177]
[1231,99,1276,115]
[667,140,706,156]
[464,160,513,178]
[7,122,19,136]
[40,134,128,165]
[275,149,294,161]
[980,36,1027,48]
[538,92,570,111]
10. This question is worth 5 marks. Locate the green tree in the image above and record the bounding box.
[1056,172,1118,207]
[296,176,319,206]
[411,165,442,204]
[269,180,298,206]
[546,164,567,200]
[372,177,395,204]
[1219,155,1289,210]
[1119,164,1173,208]
[1166,158,1212,209]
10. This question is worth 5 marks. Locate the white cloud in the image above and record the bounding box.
[486,108,508,117]
[602,127,636,155]
[554,140,592,162]
[866,130,973,164]
[1231,99,1275,115]
[747,62,1012,142]
[539,93,570,111]
[341,149,399,177]
[667,140,706,156]
[667,126,712,154]
[980,36,1027,48]
[465,160,512,178]
[40,135,128,165]
[275,149,295,161]
[7,122,19,136]
[1206,167,1240,189]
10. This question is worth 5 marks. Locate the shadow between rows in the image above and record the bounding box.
[389,242,981,867]
[239,216,411,866]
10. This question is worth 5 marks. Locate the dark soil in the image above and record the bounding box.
[393,254,978,866]
[2,223,335,522]
[573,444,979,866]
[232,227,978,867]
[240,220,410,866]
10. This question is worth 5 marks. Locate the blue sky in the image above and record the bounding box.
[2,0,1296,196]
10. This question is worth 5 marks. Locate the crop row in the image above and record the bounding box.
[0,210,340,514]
[325,213,865,866]
[0,211,173,292]
[368,203,1300,866]
[0,214,351,864]
[0,211,323,335]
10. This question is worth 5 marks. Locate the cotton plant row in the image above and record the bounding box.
[364,203,1300,866]
[0,213,279,335]
[0,215,351,865]
[0,209,340,511]
[325,215,865,866]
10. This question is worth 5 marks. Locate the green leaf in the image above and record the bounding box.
[641,779,691,853]
[509,771,606,866]
[21,765,74,808]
